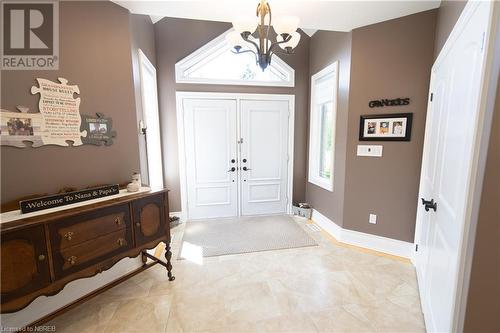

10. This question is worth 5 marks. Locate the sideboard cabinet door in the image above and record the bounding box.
[132,194,167,246]
[1,225,51,303]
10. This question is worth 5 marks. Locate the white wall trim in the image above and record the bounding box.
[176,91,295,221]
[308,61,338,192]
[311,209,414,259]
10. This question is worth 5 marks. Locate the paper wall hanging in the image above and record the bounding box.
[0,77,117,147]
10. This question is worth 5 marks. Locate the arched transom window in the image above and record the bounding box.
[175,30,295,87]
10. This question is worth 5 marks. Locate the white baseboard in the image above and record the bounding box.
[311,209,414,259]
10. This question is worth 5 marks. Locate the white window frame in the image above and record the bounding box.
[308,61,338,192]
[175,29,295,87]
[138,49,164,189]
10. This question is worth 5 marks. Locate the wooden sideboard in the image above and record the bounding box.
[0,188,174,314]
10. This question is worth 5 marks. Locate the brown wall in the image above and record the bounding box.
[154,17,311,211]
[1,1,140,204]
[434,0,467,59]
[342,10,437,242]
[305,31,352,227]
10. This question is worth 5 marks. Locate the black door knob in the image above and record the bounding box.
[231,159,236,163]
[242,158,247,163]
[227,167,236,172]
[421,198,437,212]
[242,166,252,171]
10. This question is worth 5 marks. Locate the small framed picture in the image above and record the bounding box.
[359,113,413,141]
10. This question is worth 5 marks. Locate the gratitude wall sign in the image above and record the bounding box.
[369,98,410,108]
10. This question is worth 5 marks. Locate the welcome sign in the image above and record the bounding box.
[20,185,120,213]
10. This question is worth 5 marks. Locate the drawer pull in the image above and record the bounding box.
[38,254,46,261]
[64,231,74,241]
[117,238,125,247]
[136,222,141,228]
[67,256,77,265]
[115,217,122,225]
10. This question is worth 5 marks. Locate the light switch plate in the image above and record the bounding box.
[357,145,383,157]
[369,214,377,224]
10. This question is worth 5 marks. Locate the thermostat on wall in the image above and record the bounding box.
[357,145,383,157]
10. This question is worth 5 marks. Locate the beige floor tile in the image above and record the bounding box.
[44,217,425,333]
[254,313,318,332]
[103,294,172,333]
[47,299,119,333]
[306,305,377,333]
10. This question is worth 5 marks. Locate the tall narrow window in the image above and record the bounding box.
[308,62,338,191]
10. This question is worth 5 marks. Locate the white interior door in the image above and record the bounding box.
[183,98,238,219]
[414,2,494,332]
[138,50,163,188]
[240,99,290,215]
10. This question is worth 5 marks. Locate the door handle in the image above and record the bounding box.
[421,198,437,212]
[242,166,252,171]
[227,167,236,172]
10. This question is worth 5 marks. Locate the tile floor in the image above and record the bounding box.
[47,217,425,333]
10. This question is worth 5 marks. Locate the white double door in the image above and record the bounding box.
[414,2,496,332]
[181,95,292,219]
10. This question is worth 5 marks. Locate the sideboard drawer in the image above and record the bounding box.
[53,228,132,278]
[50,204,130,251]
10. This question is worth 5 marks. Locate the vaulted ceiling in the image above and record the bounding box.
[114,0,441,34]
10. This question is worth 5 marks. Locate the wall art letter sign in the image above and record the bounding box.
[368,97,410,108]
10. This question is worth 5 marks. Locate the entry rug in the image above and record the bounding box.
[178,215,317,259]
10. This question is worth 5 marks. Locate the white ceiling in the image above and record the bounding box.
[115,0,441,32]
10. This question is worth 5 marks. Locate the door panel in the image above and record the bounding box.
[415,2,492,332]
[183,99,238,219]
[240,100,289,215]
[133,193,168,246]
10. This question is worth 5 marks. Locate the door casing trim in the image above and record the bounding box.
[176,91,295,221]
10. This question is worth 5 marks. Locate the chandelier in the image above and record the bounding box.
[226,0,301,71]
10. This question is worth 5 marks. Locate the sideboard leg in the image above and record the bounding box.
[165,243,175,281]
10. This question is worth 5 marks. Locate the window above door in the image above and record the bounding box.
[175,30,295,87]
[308,61,338,192]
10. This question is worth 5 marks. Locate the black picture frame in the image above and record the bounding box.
[359,113,413,141]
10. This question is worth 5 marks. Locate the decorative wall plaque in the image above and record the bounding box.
[0,78,117,147]
[19,184,120,214]
[368,97,410,108]
[81,112,117,146]
[30,77,84,146]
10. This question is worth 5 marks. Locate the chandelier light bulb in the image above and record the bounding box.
[232,16,258,34]
[273,15,300,36]
[226,31,244,49]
